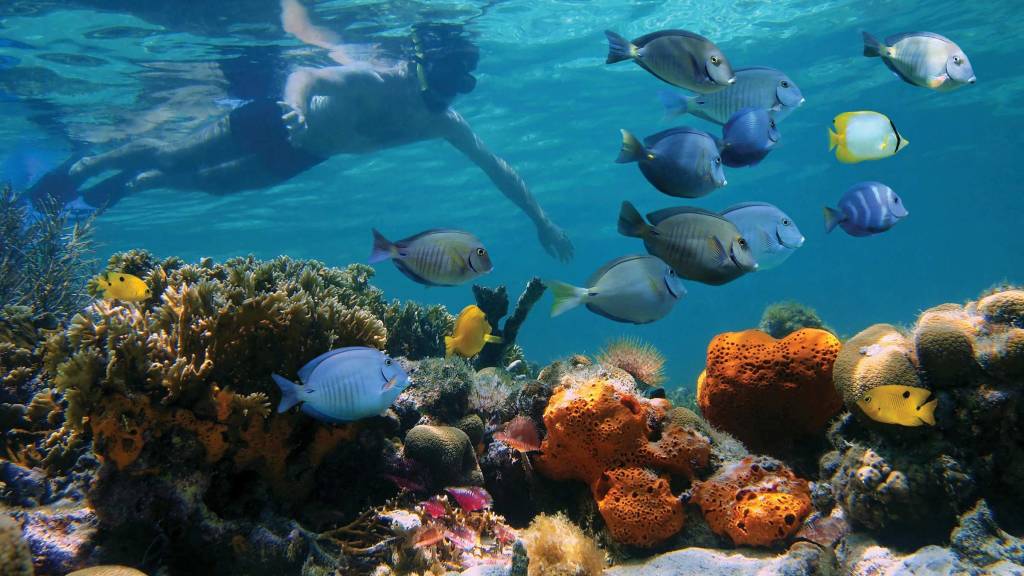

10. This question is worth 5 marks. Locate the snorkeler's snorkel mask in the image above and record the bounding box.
[411,23,479,113]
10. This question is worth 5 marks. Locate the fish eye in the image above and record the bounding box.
[385,358,393,366]
[769,119,776,129]
[119,276,125,282]
[782,218,791,226]
[476,248,486,256]
[714,157,721,166]
[953,56,961,65]
[894,197,901,203]
[902,390,910,399]
[668,269,676,276]
[780,80,790,88]
[710,55,720,65]
[738,238,747,247]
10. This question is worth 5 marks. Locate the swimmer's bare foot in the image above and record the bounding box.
[129,169,165,191]
[69,156,98,178]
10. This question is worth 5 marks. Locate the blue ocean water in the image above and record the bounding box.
[1,0,1021,391]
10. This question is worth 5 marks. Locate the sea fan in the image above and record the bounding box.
[596,336,666,387]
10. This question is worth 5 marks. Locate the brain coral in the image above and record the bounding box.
[535,370,711,547]
[691,455,812,547]
[696,328,842,455]
[404,424,484,487]
[833,324,926,410]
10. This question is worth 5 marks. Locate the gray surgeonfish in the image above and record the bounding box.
[721,202,804,270]
[863,31,975,91]
[369,228,492,286]
[660,67,805,124]
[605,29,735,93]
[824,181,908,237]
[616,127,726,198]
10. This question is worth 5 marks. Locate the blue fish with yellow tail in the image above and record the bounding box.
[273,347,410,423]
[825,181,908,237]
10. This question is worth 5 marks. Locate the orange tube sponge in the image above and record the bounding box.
[535,375,710,547]
[697,328,841,455]
[691,456,812,547]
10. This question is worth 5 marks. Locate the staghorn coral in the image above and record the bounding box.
[0,513,34,576]
[521,513,606,576]
[758,301,829,339]
[691,455,813,548]
[697,328,842,457]
[472,278,546,369]
[596,337,666,387]
[404,425,484,487]
[535,367,711,547]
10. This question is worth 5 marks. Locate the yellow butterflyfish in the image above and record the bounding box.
[828,111,908,164]
[857,385,937,427]
[445,305,503,358]
[92,271,151,302]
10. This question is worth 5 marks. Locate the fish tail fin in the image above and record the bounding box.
[605,30,637,64]
[444,336,456,357]
[657,90,689,118]
[368,228,394,263]
[918,398,938,426]
[484,334,504,344]
[547,280,587,317]
[617,201,649,238]
[862,31,884,57]
[616,129,644,163]
[824,207,843,233]
[272,374,301,413]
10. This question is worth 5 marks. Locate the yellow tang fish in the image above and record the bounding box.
[67,566,148,576]
[445,305,503,358]
[828,111,908,164]
[857,385,937,427]
[93,271,151,302]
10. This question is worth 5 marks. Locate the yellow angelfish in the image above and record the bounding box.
[445,305,503,358]
[857,385,937,427]
[828,111,908,164]
[92,271,151,302]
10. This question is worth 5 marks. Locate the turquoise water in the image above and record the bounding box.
[2,0,1022,390]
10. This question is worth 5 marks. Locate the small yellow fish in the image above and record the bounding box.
[67,566,148,576]
[857,385,937,427]
[93,271,151,302]
[445,305,503,358]
[828,111,908,164]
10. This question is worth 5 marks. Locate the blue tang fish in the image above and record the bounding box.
[616,127,726,198]
[721,202,804,271]
[273,347,410,423]
[719,107,780,167]
[659,66,805,125]
[824,181,908,237]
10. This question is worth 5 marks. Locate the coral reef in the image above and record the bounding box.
[595,337,666,387]
[382,300,454,360]
[535,367,711,547]
[471,279,546,369]
[398,357,475,425]
[404,425,484,487]
[0,513,34,576]
[520,513,606,576]
[691,456,812,548]
[605,542,829,576]
[758,301,829,339]
[822,288,1024,546]
[697,328,842,458]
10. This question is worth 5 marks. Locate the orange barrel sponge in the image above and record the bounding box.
[691,455,812,547]
[696,328,842,455]
[535,376,711,547]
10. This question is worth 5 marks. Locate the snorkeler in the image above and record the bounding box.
[30,4,573,262]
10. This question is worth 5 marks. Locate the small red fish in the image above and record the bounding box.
[445,486,493,512]
[445,524,479,551]
[413,525,444,549]
[493,522,517,544]
[494,415,541,452]
[421,497,446,519]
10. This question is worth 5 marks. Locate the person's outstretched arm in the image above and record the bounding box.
[440,109,573,262]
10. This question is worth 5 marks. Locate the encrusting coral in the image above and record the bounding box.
[0,513,34,576]
[521,513,606,576]
[696,328,842,457]
[596,336,666,387]
[690,455,813,547]
[535,367,711,547]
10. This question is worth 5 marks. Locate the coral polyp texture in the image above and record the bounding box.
[821,287,1024,546]
[696,328,842,456]
[595,336,667,387]
[691,455,813,547]
[535,366,711,547]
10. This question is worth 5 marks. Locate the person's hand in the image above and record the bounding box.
[537,219,574,263]
[277,101,309,146]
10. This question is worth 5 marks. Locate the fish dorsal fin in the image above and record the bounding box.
[632,29,711,47]
[299,347,374,383]
[720,201,776,215]
[396,228,472,246]
[734,66,783,74]
[586,254,654,287]
[885,31,954,45]
[647,206,728,226]
[644,126,714,147]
